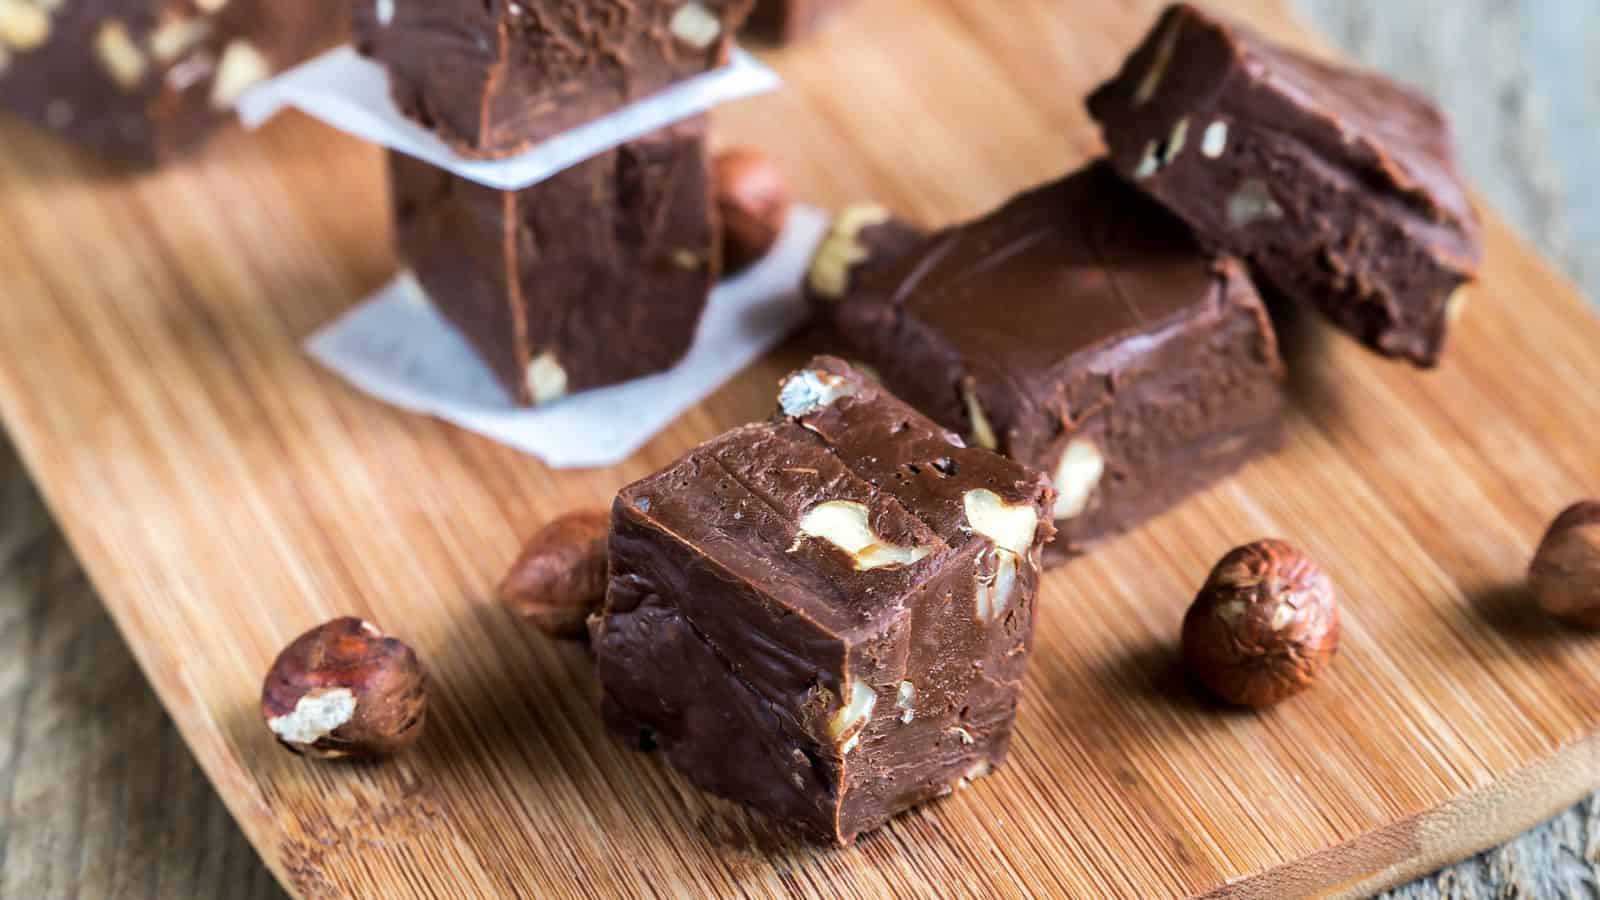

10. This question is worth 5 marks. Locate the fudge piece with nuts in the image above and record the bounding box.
[744,0,849,44]
[390,117,717,406]
[1087,3,1482,367]
[0,0,334,166]
[592,356,1054,844]
[826,164,1286,561]
[803,203,925,310]
[354,0,754,160]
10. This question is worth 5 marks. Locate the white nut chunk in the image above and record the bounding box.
[95,21,147,90]
[828,680,876,755]
[962,384,999,451]
[1227,178,1283,228]
[1132,14,1181,106]
[807,204,891,300]
[1052,438,1105,520]
[525,351,569,405]
[266,687,357,746]
[1201,120,1229,158]
[0,0,50,51]
[974,547,1021,623]
[779,369,857,417]
[895,681,915,724]
[209,40,269,110]
[795,501,932,571]
[964,489,1039,623]
[963,489,1038,555]
[148,17,213,64]
[669,2,722,49]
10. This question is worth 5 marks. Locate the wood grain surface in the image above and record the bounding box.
[1,1,1598,897]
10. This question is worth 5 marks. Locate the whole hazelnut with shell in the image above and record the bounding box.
[498,509,611,639]
[1529,500,1600,630]
[713,148,793,274]
[261,617,428,759]
[1182,539,1341,708]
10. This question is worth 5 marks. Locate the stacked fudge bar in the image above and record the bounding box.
[592,357,1055,843]
[819,165,1287,559]
[0,0,337,165]
[353,0,755,405]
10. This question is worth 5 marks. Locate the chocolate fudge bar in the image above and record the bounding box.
[355,0,755,159]
[0,0,334,166]
[391,117,717,406]
[1087,3,1482,367]
[827,165,1287,559]
[804,203,925,310]
[745,0,848,44]
[592,357,1055,843]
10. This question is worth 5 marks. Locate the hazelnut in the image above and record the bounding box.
[260,618,427,759]
[1182,540,1340,707]
[713,148,792,274]
[794,500,932,571]
[497,510,611,639]
[1529,501,1600,630]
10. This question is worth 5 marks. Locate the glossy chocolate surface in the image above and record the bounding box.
[593,357,1054,843]
[827,165,1287,558]
[1087,2,1482,366]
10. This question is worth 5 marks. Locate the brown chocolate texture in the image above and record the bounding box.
[1087,2,1482,367]
[825,164,1287,560]
[592,357,1054,844]
[354,0,755,159]
[804,203,926,312]
[744,0,848,44]
[390,116,718,407]
[0,0,337,166]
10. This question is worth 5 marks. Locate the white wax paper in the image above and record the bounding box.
[306,207,828,468]
[236,45,781,191]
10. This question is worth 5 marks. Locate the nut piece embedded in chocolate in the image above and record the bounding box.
[713,148,792,274]
[499,510,612,639]
[592,356,1054,843]
[354,0,755,159]
[1529,501,1600,631]
[824,164,1286,561]
[805,203,926,307]
[261,618,428,759]
[0,0,337,165]
[1182,540,1341,708]
[390,117,717,406]
[1087,3,1483,366]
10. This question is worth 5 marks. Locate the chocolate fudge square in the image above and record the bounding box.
[745,0,848,44]
[1087,3,1482,367]
[355,0,754,159]
[592,357,1055,844]
[0,0,334,166]
[390,117,717,406]
[825,165,1286,560]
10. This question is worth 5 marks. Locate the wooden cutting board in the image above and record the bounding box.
[0,1,1596,897]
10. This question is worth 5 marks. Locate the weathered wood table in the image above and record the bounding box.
[0,0,1596,897]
